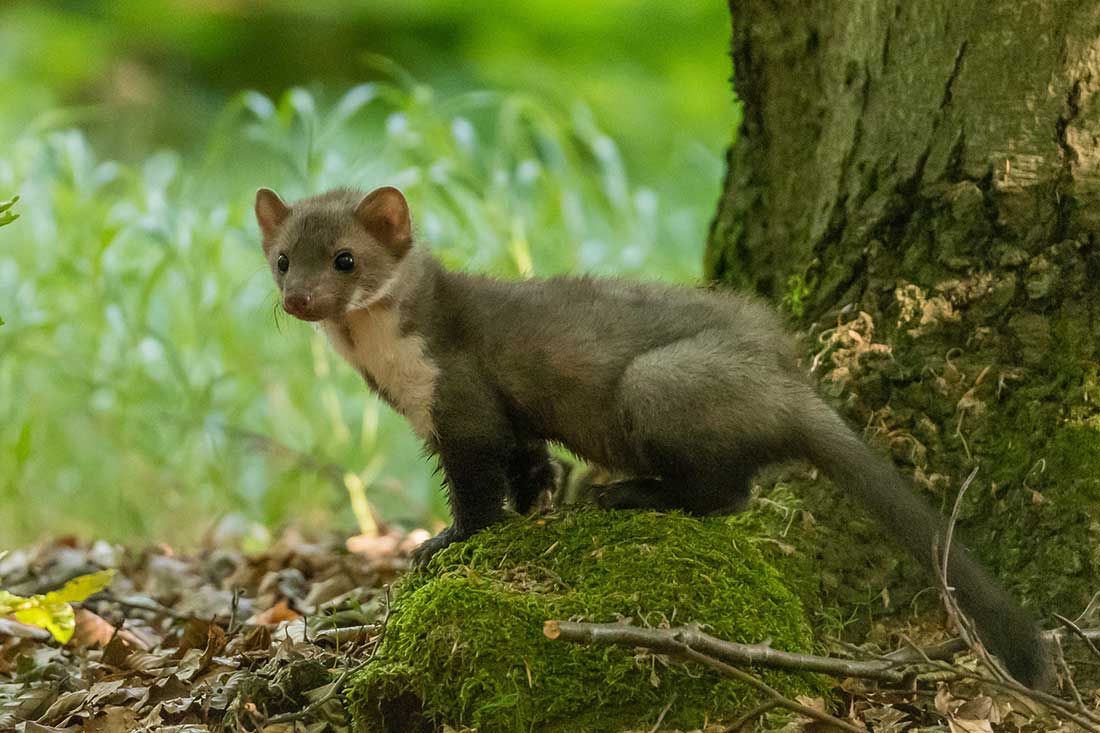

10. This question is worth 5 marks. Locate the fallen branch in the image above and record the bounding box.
[546,620,864,733]
[545,618,1100,732]
[545,620,925,683]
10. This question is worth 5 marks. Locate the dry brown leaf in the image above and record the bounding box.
[100,634,135,668]
[39,689,89,726]
[24,723,82,733]
[71,608,117,648]
[956,695,996,722]
[935,686,959,716]
[246,599,300,627]
[84,705,140,733]
[948,718,993,733]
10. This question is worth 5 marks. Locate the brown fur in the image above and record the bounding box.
[256,186,1050,687]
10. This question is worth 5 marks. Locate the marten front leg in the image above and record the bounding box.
[411,371,514,565]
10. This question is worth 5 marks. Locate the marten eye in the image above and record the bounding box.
[276,254,289,273]
[334,252,355,272]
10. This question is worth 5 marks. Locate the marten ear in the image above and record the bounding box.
[354,187,412,257]
[255,188,290,243]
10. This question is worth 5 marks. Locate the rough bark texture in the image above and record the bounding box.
[708,1,1100,617]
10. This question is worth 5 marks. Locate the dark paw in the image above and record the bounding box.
[590,483,634,509]
[589,478,670,510]
[512,458,567,514]
[409,525,466,567]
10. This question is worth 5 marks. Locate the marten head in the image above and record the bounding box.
[255,187,413,321]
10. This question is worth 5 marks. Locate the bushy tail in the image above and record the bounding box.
[799,402,1050,687]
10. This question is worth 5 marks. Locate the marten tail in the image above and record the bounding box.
[797,399,1050,687]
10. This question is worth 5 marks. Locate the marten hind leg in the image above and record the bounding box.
[613,332,802,515]
[506,440,559,514]
[591,473,753,514]
[590,477,667,510]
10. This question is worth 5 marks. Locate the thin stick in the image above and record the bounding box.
[1054,613,1100,663]
[677,646,863,733]
[546,620,918,682]
[936,466,1011,682]
[723,700,778,733]
[99,593,192,621]
[647,692,676,733]
[1053,638,1088,712]
[546,620,862,733]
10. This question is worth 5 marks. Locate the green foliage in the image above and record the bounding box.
[348,509,822,732]
[782,268,817,318]
[0,196,17,228]
[0,196,16,326]
[0,1,735,175]
[0,76,717,545]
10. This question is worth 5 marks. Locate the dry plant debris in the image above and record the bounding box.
[2,518,1098,733]
[0,526,425,732]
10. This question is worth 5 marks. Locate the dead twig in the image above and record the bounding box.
[723,700,779,733]
[679,645,862,733]
[934,468,1100,731]
[98,593,193,622]
[314,623,379,645]
[883,636,966,664]
[545,620,928,683]
[935,466,1012,683]
[545,620,863,733]
[1054,612,1100,664]
[542,617,1100,731]
[647,692,676,733]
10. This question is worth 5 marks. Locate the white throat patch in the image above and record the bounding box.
[323,308,438,439]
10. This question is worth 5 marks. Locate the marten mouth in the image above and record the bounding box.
[286,310,325,322]
[282,296,332,322]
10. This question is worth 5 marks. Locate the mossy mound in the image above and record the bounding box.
[347,508,823,733]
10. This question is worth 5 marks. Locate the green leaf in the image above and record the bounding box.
[0,195,18,227]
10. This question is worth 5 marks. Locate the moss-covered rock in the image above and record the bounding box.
[346,508,823,732]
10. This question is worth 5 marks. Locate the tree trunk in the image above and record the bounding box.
[708,0,1100,616]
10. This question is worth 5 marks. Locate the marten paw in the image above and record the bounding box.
[409,525,465,566]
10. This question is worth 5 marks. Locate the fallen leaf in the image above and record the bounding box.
[247,600,300,627]
[0,570,115,643]
[71,609,116,648]
[85,705,140,733]
[948,718,993,733]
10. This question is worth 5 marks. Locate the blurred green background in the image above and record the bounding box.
[0,0,739,546]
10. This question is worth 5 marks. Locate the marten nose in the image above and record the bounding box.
[283,292,312,317]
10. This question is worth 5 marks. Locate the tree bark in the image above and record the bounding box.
[708,1,1100,616]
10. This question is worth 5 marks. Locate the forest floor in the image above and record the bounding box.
[0,521,1096,733]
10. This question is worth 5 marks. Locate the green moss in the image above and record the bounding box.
[347,509,823,733]
[975,416,1100,612]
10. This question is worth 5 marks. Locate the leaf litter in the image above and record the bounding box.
[0,525,427,732]
[2,521,1094,732]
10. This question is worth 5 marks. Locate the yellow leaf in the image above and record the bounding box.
[15,604,76,643]
[43,569,116,604]
[0,590,25,615]
[0,569,115,643]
